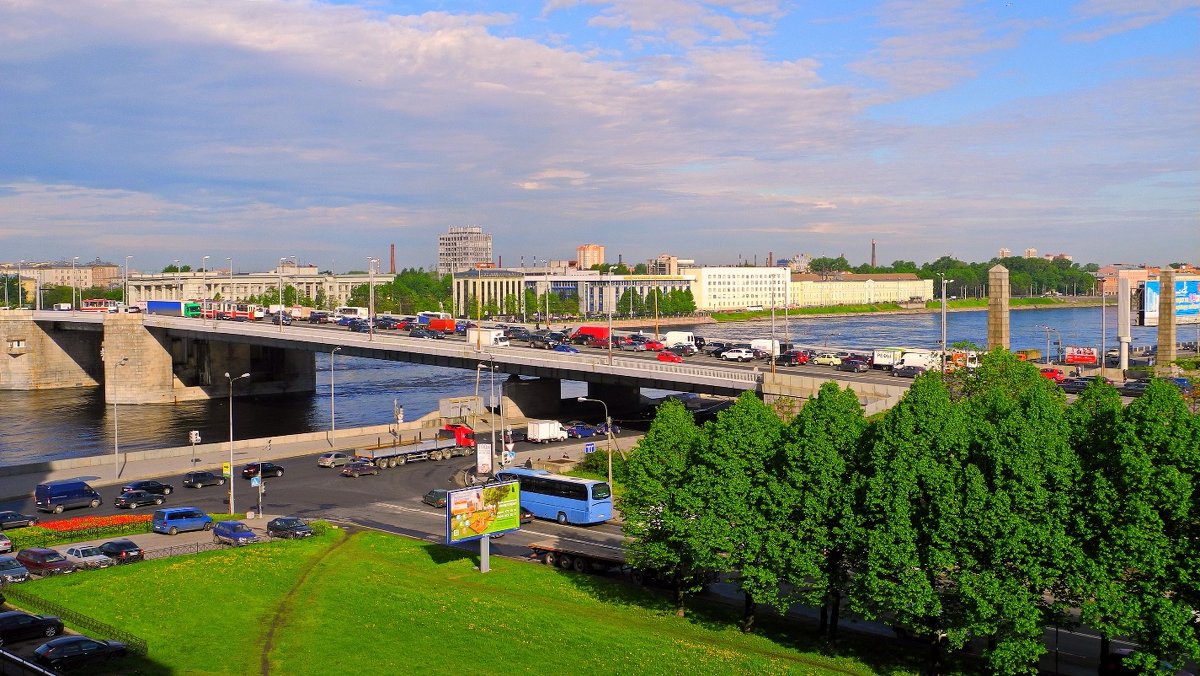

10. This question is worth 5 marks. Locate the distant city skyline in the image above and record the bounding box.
[0,1,1195,271]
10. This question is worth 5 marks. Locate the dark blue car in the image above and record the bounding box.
[564,422,598,438]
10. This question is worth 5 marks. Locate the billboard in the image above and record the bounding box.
[1138,278,1200,326]
[1064,346,1098,365]
[446,481,521,544]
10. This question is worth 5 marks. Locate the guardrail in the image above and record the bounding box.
[1,586,148,657]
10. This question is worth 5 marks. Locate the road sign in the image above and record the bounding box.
[221,462,231,478]
[584,442,596,454]
[189,430,201,444]
[250,476,261,487]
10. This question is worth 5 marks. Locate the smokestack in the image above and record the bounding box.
[498,255,502,268]
[769,250,773,267]
[871,239,877,268]
[389,244,396,274]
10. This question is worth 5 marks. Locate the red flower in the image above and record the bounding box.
[41,514,152,532]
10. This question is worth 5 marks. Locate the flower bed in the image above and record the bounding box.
[39,514,152,532]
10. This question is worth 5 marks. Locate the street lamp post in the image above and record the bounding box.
[173,259,180,300]
[201,255,210,325]
[124,256,132,308]
[278,258,286,332]
[17,259,26,308]
[577,396,613,488]
[330,346,342,433]
[225,372,250,514]
[939,274,954,372]
[367,257,379,341]
[113,357,128,478]
[226,257,233,304]
[71,256,79,312]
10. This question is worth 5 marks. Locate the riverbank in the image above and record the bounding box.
[709,296,1104,323]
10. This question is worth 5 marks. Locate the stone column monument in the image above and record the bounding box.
[988,265,1010,351]
[1156,269,1177,375]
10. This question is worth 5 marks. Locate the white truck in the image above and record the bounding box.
[750,338,781,357]
[662,331,697,349]
[872,347,908,371]
[898,349,941,371]
[466,328,511,348]
[527,420,568,443]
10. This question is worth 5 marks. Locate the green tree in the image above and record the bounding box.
[772,381,867,641]
[621,400,712,617]
[809,256,851,275]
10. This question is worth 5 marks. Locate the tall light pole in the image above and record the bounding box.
[113,357,128,478]
[367,257,379,341]
[201,255,210,324]
[71,256,79,311]
[17,259,25,308]
[577,397,613,488]
[226,257,233,304]
[124,255,132,308]
[173,259,180,300]
[330,346,342,433]
[225,372,250,514]
[939,273,954,373]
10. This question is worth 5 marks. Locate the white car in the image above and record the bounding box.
[64,545,115,570]
[0,533,11,554]
[721,348,755,362]
[317,452,352,468]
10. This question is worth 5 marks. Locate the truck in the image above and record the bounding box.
[750,338,781,357]
[661,331,696,349]
[527,537,629,575]
[898,349,941,371]
[571,326,610,345]
[146,300,202,318]
[871,347,908,371]
[527,420,568,443]
[466,328,511,348]
[352,424,476,468]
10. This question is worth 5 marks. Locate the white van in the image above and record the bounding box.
[52,303,72,311]
[662,331,696,348]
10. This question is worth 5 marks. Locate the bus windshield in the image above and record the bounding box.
[591,483,611,500]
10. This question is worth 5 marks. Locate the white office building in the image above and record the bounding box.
[437,226,493,275]
[686,266,790,311]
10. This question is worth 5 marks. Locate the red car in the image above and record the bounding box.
[641,340,665,351]
[1039,367,1066,383]
[656,351,684,364]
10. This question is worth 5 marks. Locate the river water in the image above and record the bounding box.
[1,305,1185,466]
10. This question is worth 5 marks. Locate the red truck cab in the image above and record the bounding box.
[443,424,476,447]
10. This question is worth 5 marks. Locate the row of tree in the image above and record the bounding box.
[806,254,1107,298]
[622,353,1198,674]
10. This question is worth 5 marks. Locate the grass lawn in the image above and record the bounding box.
[16,529,910,675]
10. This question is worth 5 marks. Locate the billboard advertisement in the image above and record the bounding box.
[445,481,521,544]
[1064,346,1098,365]
[1138,278,1200,326]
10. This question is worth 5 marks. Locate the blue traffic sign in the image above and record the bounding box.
[584,442,596,454]
[250,476,261,487]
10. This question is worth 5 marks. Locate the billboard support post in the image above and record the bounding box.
[480,535,490,573]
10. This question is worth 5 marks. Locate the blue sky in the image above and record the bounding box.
[1,0,1196,274]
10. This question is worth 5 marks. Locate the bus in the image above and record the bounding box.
[333,306,369,320]
[80,299,120,313]
[494,467,612,525]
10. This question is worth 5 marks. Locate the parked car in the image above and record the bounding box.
[266,516,314,539]
[773,350,808,366]
[0,611,63,647]
[836,359,869,373]
[33,636,127,671]
[114,490,164,509]
[813,352,842,366]
[1119,380,1150,397]
[667,343,697,357]
[213,521,259,546]
[0,533,11,554]
[552,344,580,354]
[594,421,622,435]
[182,470,226,488]
[34,480,101,514]
[317,452,352,468]
[720,348,755,362]
[152,507,214,535]
[121,479,174,496]
[0,511,36,529]
[341,460,380,478]
[0,556,31,583]
[519,506,534,524]
[15,549,76,576]
[891,365,926,378]
[565,422,598,438]
[656,350,683,363]
[1039,367,1066,383]
[97,539,144,563]
[63,545,114,570]
[242,462,284,479]
[422,489,448,509]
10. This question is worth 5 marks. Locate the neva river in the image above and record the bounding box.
[0,305,1178,466]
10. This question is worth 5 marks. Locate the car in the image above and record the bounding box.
[97,539,144,563]
[408,327,437,339]
[182,470,226,488]
[641,340,665,351]
[1119,380,1150,397]
[317,452,352,468]
[594,421,622,435]
[0,556,31,583]
[773,350,808,366]
[1039,367,1066,383]
[15,549,76,576]
[213,520,259,546]
[0,611,63,648]
[667,343,697,357]
[308,311,330,324]
[374,317,399,330]
[720,348,755,362]
[114,490,164,509]
[63,545,114,570]
[0,511,37,529]
[552,344,580,354]
[564,422,598,438]
[268,313,292,326]
[891,365,926,378]
[121,479,174,496]
[836,359,869,373]
[619,340,647,352]
[1059,378,1087,394]
[152,507,214,535]
[518,506,534,524]
[0,533,10,554]
[656,350,683,363]
[589,337,618,349]
[530,332,566,349]
[341,460,380,478]
[33,635,128,671]
[242,462,284,479]
[1166,377,1194,394]
[422,489,448,509]
[504,326,530,341]
[813,353,842,366]
[267,516,314,539]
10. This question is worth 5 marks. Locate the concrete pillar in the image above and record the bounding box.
[988,264,1010,351]
[0,311,101,390]
[1156,269,1177,375]
[502,377,562,418]
[586,381,642,416]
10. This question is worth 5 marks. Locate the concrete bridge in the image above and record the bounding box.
[0,310,909,418]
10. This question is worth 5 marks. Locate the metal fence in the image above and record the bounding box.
[1,586,148,657]
[143,540,225,560]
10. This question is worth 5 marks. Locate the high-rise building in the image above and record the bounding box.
[1024,248,1038,259]
[999,247,1011,258]
[576,244,605,269]
[437,226,493,275]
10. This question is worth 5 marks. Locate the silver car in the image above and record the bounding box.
[317,452,352,468]
[64,545,114,570]
[0,556,30,583]
[0,533,11,554]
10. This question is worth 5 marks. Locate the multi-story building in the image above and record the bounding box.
[126,265,384,308]
[451,267,694,318]
[437,226,493,275]
[685,266,790,311]
[1024,248,1038,259]
[4,259,122,290]
[998,248,1011,258]
[576,244,605,269]
[788,273,933,307]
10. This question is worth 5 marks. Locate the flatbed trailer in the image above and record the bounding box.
[354,425,475,468]
[527,537,629,575]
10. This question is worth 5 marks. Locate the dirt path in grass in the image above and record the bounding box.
[260,526,353,676]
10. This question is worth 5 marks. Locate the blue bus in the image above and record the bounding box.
[494,468,612,525]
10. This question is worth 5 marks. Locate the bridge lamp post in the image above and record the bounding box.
[173,259,180,300]
[367,257,379,342]
[71,256,79,312]
[124,256,132,308]
[226,257,233,304]
[576,396,613,488]
[113,357,129,479]
[330,346,342,433]
[17,259,25,308]
[225,372,250,514]
[938,274,954,373]
[201,256,210,325]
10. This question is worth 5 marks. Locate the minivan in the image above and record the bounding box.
[152,507,214,535]
[34,481,101,514]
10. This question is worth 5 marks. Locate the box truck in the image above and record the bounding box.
[466,328,511,348]
[527,420,568,443]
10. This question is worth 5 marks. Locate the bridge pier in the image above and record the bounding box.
[585,382,642,417]
[0,310,101,390]
[501,377,563,419]
[760,372,907,419]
